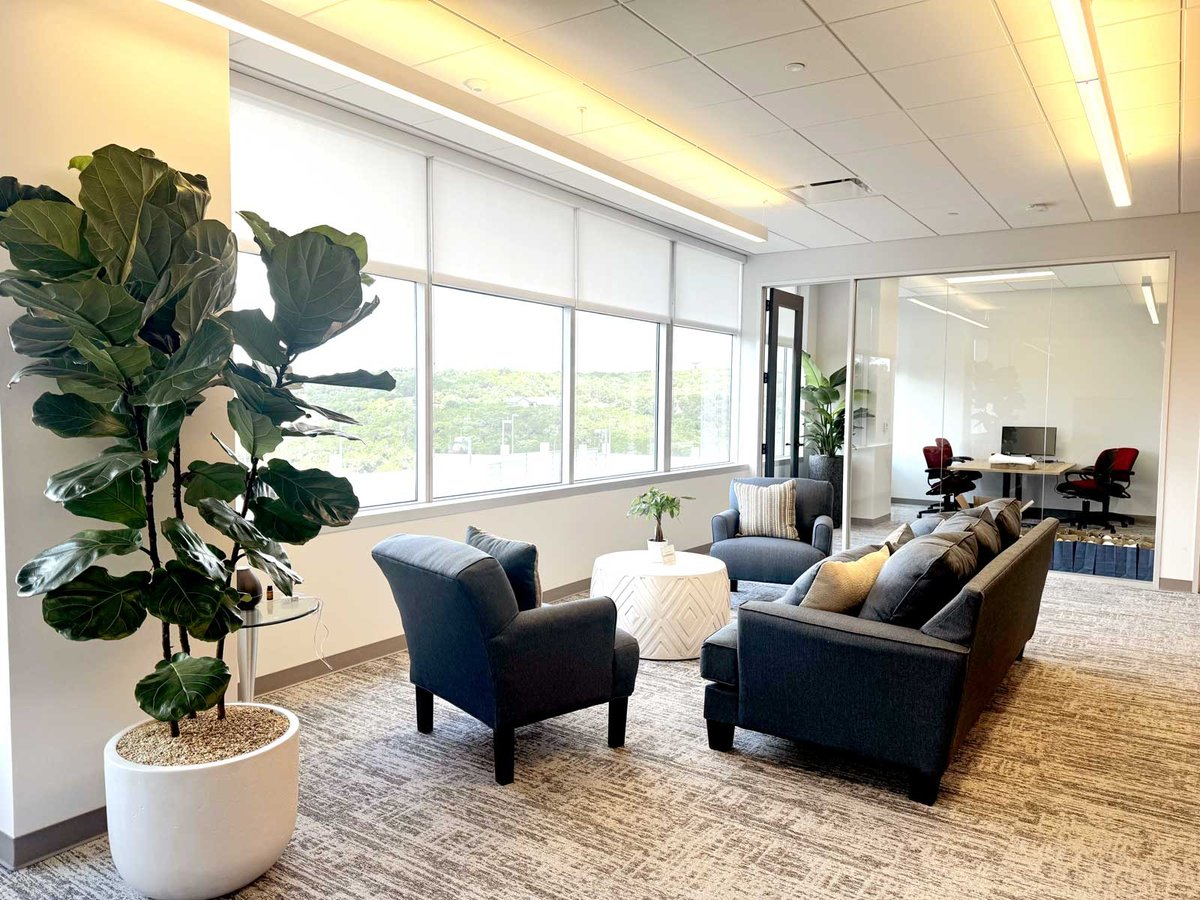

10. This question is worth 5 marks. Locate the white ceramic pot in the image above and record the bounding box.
[104,702,300,900]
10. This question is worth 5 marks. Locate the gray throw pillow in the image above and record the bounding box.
[884,522,916,553]
[935,508,1001,565]
[909,516,942,537]
[982,498,1023,547]
[859,531,980,628]
[920,587,983,645]
[780,544,883,605]
[465,526,541,611]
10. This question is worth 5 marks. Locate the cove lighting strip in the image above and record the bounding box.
[1050,0,1132,208]
[1141,276,1159,325]
[157,0,767,243]
[945,270,1055,284]
[904,297,988,329]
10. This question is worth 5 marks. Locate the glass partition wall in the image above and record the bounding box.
[843,261,1166,580]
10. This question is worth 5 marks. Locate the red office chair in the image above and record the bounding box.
[919,438,980,517]
[1056,447,1138,533]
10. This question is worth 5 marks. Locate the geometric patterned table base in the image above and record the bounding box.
[591,552,730,660]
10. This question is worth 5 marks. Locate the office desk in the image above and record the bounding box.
[950,459,1074,502]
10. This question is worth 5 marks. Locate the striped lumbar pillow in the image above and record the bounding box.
[734,480,799,540]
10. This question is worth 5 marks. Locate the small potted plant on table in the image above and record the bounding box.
[0,145,394,899]
[628,487,692,562]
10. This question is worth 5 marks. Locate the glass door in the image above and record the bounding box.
[763,288,804,477]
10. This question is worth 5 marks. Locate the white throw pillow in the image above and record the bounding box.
[734,480,799,540]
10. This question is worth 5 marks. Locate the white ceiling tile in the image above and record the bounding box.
[665,99,788,148]
[877,45,1028,108]
[574,121,691,159]
[603,57,743,114]
[414,42,575,104]
[230,39,355,92]
[626,0,819,54]
[995,0,1056,43]
[757,75,899,128]
[1111,258,1170,284]
[802,111,926,155]
[433,0,615,37]
[1052,262,1119,287]
[896,195,1010,235]
[1095,12,1182,76]
[307,0,496,66]
[838,140,978,200]
[726,130,853,186]
[1185,10,1200,100]
[805,0,923,23]
[326,82,444,126]
[700,27,864,96]
[831,0,1009,72]
[499,85,639,134]
[1035,81,1084,121]
[760,202,869,246]
[1015,37,1072,86]
[264,0,343,14]
[811,196,934,241]
[1092,0,1181,26]
[908,88,1046,138]
[1108,62,1181,111]
[514,6,686,81]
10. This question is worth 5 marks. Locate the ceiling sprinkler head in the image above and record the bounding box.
[785,61,807,72]
[463,77,490,93]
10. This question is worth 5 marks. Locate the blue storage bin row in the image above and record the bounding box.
[1052,539,1152,580]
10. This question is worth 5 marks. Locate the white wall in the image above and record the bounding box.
[0,0,232,837]
[743,213,1200,587]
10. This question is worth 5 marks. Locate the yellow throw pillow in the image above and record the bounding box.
[800,544,892,614]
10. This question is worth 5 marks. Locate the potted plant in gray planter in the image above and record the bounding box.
[799,352,870,523]
[0,145,394,899]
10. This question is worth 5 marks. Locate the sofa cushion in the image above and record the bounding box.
[982,498,1023,547]
[465,526,541,611]
[710,535,826,586]
[935,508,1001,565]
[910,515,943,537]
[733,480,798,539]
[859,531,980,627]
[800,544,891,615]
[780,543,882,605]
[700,621,739,685]
[884,522,916,552]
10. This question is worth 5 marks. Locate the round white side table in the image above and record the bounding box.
[590,551,730,661]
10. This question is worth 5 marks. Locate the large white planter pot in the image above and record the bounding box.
[104,702,300,900]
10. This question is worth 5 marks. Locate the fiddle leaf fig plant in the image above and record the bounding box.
[0,145,395,736]
[799,351,871,457]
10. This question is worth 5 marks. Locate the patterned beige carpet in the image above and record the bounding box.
[2,573,1197,899]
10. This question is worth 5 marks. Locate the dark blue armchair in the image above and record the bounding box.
[372,534,639,784]
[709,477,835,590]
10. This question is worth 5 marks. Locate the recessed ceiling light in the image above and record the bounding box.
[785,62,806,72]
[463,77,489,93]
[1141,276,1159,326]
[946,270,1056,284]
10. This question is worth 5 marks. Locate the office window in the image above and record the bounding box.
[432,287,564,497]
[431,162,574,299]
[574,312,658,480]
[671,327,733,468]
[231,94,427,274]
[232,258,419,506]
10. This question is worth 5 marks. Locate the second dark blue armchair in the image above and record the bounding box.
[709,477,835,589]
[372,534,639,784]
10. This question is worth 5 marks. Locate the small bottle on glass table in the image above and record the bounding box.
[265,585,274,614]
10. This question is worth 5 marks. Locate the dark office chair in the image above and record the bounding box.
[919,439,980,517]
[1056,448,1138,533]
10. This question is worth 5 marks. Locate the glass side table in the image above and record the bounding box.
[237,595,321,701]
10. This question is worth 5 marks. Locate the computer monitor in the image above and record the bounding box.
[1001,426,1056,457]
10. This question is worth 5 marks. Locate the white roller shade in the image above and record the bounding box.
[577,211,671,319]
[231,94,427,276]
[674,243,742,330]
[432,161,574,300]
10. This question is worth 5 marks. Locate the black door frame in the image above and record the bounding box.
[763,288,805,477]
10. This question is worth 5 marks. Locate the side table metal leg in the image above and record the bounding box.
[237,626,259,702]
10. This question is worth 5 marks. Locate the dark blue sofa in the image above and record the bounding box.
[372,533,639,784]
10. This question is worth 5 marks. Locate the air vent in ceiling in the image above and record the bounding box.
[786,178,872,204]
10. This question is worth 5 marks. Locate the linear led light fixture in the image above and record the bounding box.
[945,270,1055,284]
[1141,276,1159,325]
[904,296,988,329]
[1050,0,1132,207]
[156,0,767,243]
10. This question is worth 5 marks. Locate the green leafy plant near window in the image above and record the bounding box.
[799,351,870,457]
[0,145,395,735]
[628,487,692,543]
